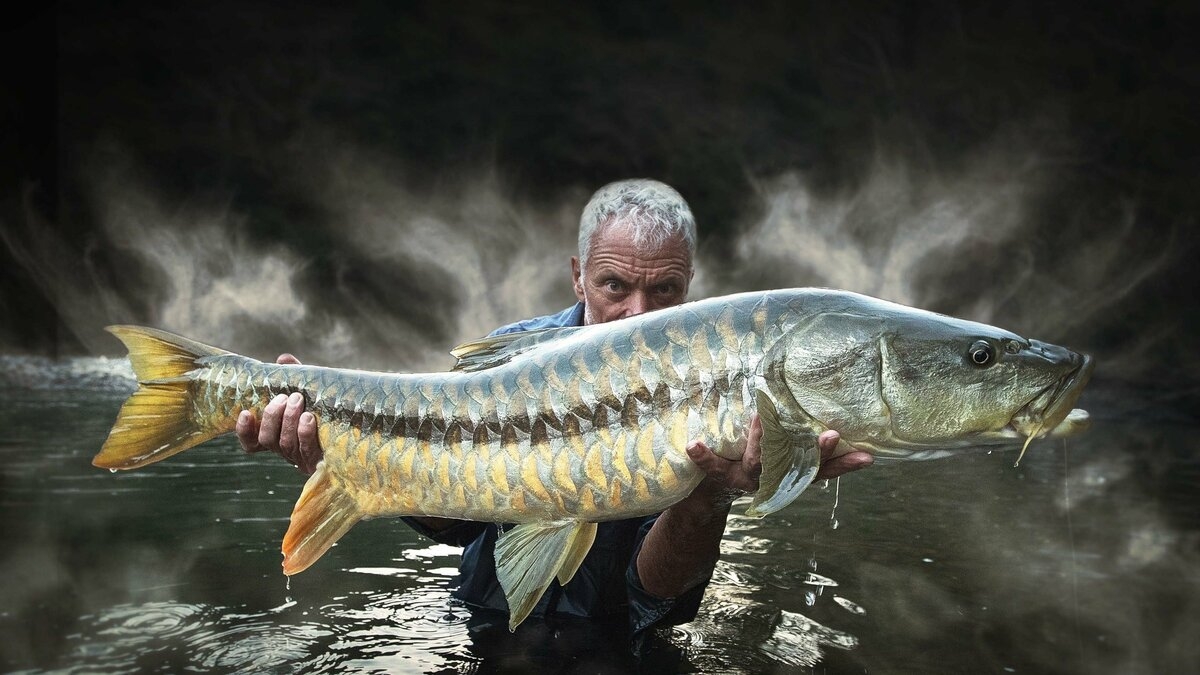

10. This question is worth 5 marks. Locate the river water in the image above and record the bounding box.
[1,357,1196,674]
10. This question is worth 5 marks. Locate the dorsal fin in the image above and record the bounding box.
[449,326,586,372]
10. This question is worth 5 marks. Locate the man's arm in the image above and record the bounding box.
[635,416,874,599]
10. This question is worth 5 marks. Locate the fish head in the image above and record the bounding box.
[874,314,1094,450]
[767,299,1093,456]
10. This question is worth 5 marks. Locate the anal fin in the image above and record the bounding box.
[494,520,598,631]
[282,462,364,575]
[746,390,820,518]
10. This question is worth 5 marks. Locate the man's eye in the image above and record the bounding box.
[604,280,623,293]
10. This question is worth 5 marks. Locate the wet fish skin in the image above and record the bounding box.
[93,288,1094,630]
[145,304,769,524]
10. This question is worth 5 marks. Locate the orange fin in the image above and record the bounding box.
[282,462,363,575]
[93,325,229,469]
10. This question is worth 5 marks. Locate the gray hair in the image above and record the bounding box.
[578,179,698,269]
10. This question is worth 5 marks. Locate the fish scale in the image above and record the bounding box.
[181,308,752,525]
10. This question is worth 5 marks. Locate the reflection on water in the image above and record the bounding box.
[670,560,858,671]
[1,358,1198,673]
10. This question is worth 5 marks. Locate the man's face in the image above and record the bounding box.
[572,221,693,325]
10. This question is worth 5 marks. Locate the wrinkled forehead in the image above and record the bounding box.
[592,218,692,263]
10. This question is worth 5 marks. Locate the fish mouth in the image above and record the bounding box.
[1008,353,1095,441]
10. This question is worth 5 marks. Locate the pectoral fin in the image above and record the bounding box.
[746,390,821,518]
[494,520,598,631]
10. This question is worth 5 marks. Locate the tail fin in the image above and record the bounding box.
[93,325,230,470]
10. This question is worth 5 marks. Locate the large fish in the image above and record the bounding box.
[94,289,1093,629]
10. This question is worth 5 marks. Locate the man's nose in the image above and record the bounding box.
[625,292,649,317]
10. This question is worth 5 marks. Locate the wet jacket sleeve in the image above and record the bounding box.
[624,515,710,642]
[401,516,489,547]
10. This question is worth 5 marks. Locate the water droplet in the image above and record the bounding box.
[804,572,839,587]
[828,476,842,528]
[109,468,118,474]
[833,595,866,615]
[922,557,934,563]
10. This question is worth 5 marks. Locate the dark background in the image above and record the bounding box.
[2,1,1198,395]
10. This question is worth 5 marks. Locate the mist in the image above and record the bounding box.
[4,119,1189,392]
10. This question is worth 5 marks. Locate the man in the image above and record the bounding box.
[237,179,873,643]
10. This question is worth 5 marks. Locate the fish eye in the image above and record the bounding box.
[968,340,995,366]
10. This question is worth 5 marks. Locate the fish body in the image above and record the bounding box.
[94,289,1094,629]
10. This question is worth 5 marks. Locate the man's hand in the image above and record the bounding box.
[684,414,874,501]
[813,431,875,481]
[637,415,875,598]
[235,353,323,475]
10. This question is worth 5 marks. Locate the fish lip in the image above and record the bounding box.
[1044,354,1094,429]
[1011,353,1095,437]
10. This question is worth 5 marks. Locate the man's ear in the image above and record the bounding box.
[571,256,585,302]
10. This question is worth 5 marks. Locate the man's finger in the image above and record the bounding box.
[685,441,717,470]
[817,429,841,460]
[276,353,301,366]
[748,414,763,446]
[279,393,305,457]
[297,411,320,475]
[236,410,262,453]
[686,441,757,493]
[816,451,875,480]
[685,441,735,482]
[257,394,288,452]
[743,414,763,463]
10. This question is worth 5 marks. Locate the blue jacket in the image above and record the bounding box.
[403,303,707,641]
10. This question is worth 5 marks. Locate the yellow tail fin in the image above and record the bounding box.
[93,325,230,470]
